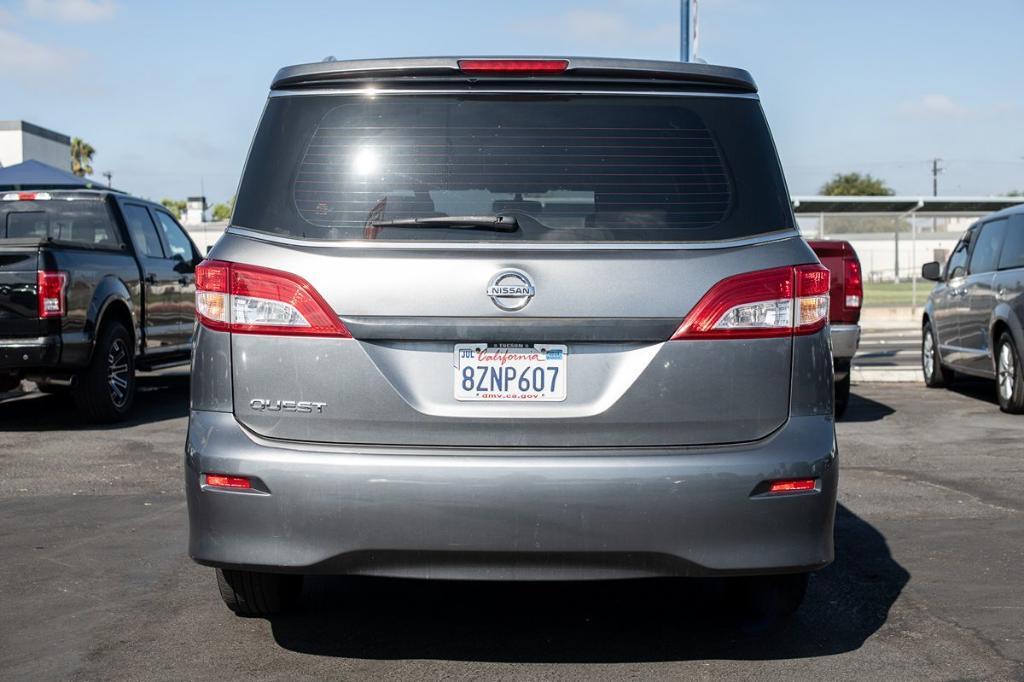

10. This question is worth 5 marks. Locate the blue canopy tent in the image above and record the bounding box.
[0,160,110,191]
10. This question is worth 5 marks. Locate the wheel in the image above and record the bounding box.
[996,332,1024,414]
[72,321,135,422]
[216,568,303,616]
[834,360,851,418]
[734,572,809,623]
[922,321,951,388]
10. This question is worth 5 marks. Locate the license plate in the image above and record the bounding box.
[454,344,567,401]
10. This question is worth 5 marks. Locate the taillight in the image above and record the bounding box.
[37,270,67,318]
[843,257,863,309]
[458,59,569,74]
[194,260,351,337]
[2,192,51,201]
[671,264,830,340]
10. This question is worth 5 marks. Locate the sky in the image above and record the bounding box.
[2,0,1023,204]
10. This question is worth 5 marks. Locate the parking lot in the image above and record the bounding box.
[1,374,1023,680]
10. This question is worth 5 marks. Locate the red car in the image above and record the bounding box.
[808,240,863,416]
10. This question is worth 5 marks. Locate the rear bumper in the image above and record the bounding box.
[0,335,60,370]
[186,410,838,580]
[830,323,860,361]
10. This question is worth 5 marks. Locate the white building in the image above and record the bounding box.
[183,196,210,225]
[0,121,71,170]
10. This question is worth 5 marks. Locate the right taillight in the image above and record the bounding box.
[194,260,351,337]
[670,264,830,340]
[843,257,863,309]
[37,270,67,319]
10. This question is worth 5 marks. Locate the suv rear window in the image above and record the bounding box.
[234,94,793,242]
[1,199,120,247]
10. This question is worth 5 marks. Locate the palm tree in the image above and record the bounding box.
[70,137,95,177]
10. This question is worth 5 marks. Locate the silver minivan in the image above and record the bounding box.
[186,57,837,619]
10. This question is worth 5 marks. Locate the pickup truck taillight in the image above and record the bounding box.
[671,264,830,340]
[37,271,67,319]
[194,260,351,337]
[844,257,863,310]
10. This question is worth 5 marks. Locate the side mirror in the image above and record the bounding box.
[921,261,942,282]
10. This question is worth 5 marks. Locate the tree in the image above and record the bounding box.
[70,137,95,177]
[211,195,235,221]
[820,172,895,196]
[160,198,187,218]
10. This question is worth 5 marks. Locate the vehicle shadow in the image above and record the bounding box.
[267,504,908,663]
[947,377,999,406]
[0,370,189,431]
[839,391,896,422]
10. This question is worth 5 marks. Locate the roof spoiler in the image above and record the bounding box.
[271,57,757,93]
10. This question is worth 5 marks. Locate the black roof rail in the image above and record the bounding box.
[271,56,757,93]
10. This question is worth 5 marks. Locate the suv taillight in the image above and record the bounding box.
[843,257,863,309]
[37,270,67,318]
[671,264,830,340]
[194,260,351,337]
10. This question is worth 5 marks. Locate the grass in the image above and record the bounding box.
[862,281,930,307]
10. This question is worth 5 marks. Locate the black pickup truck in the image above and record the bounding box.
[1,189,201,421]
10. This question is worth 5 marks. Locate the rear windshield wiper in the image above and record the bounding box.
[370,215,519,233]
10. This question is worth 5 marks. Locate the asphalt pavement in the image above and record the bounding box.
[1,373,1023,680]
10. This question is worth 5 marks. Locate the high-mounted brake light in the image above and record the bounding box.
[194,260,351,337]
[2,192,51,201]
[37,270,67,318]
[844,257,863,309]
[671,264,830,340]
[458,59,569,74]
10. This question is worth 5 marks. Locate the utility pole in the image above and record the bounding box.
[102,171,112,188]
[931,158,943,196]
[680,0,699,62]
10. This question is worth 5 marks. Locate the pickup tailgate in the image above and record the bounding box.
[0,241,42,337]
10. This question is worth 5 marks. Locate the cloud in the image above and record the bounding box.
[900,94,966,116]
[0,25,88,89]
[24,0,115,23]
[510,8,676,52]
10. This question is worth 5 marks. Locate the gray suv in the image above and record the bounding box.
[921,205,1024,412]
[185,57,837,619]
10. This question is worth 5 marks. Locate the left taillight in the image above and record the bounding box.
[194,260,351,337]
[37,271,67,319]
[671,264,830,340]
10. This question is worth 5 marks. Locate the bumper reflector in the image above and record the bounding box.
[204,474,252,490]
[767,478,817,494]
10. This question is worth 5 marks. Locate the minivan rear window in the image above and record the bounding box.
[234,94,794,242]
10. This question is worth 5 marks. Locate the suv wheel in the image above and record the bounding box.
[72,321,135,422]
[216,569,303,616]
[922,321,951,388]
[996,332,1024,413]
[735,572,808,622]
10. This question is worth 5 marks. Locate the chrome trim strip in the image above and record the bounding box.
[224,226,800,252]
[0,336,50,348]
[269,88,759,99]
[939,344,989,356]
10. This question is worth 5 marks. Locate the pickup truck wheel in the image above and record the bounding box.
[73,321,135,422]
[216,569,303,616]
[996,333,1024,414]
[922,321,951,388]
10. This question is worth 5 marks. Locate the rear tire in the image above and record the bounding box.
[922,321,951,388]
[996,332,1024,414]
[216,569,303,616]
[72,321,135,422]
[735,572,808,623]
[834,364,851,418]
